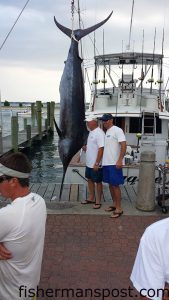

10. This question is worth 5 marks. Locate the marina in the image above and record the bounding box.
[0,0,168,214]
[1,1,169,299]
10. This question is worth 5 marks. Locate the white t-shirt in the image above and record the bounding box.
[130,218,169,300]
[102,125,126,166]
[0,192,46,300]
[86,127,105,168]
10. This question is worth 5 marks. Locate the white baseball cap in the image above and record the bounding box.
[84,115,98,122]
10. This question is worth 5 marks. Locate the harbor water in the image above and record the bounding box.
[0,108,63,183]
[27,132,63,183]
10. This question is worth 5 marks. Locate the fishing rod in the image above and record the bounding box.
[92,31,98,111]
[131,41,136,94]
[0,0,31,51]
[158,28,164,111]
[139,29,144,132]
[102,29,106,93]
[85,68,92,92]
[119,40,124,94]
[149,28,156,94]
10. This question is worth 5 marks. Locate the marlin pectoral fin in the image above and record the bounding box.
[54,118,62,138]
[54,16,72,38]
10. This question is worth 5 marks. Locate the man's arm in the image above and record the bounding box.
[0,243,12,260]
[93,147,104,171]
[116,141,126,168]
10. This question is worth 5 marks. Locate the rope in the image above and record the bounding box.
[71,0,75,33]
[70,0,79,42]
[0,0,31,52]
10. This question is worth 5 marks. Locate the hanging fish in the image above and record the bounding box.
[54,11,113,198]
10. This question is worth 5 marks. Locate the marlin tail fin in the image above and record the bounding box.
[54,11,113,41]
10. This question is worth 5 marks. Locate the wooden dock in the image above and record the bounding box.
[0,183,137,205]
[1,126,47,155]
[0,101,55,155]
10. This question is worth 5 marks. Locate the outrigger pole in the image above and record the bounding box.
[127,0,135,50]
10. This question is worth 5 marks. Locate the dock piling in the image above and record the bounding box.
[26,125,31,147]
[50,101,55,132]
[31,103,36,127]
[36,101,42,140]
[136,151,155,211]
[47,102,50,130]
[11,115,18,152]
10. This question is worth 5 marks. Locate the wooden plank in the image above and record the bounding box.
[60,184,71,202]
[52,184,61,201]
[78,184,87,202]
[44,183,56,201]
[121,185,137,203]
[30,183,41,193]
[29,183,34,189]
[37,183,48,198]
[69,184,79,202]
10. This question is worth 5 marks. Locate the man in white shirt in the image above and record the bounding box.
[0,152,46,300]
[131,218,169,300]
[99,113,126,218]
[81,115,105,209]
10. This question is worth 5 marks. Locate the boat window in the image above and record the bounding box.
[129,117,161,133]
[114,117,125,131]
[156,117,162,134]
[129,118,142,133]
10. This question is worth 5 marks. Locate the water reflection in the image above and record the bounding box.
[25,133,63,183]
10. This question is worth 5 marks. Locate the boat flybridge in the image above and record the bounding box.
[65,51,169,185]
[88,51,169,165]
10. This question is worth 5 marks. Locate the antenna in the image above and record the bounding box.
[126,0,135,51]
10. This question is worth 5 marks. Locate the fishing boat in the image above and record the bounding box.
[65,49,169,186]
[17,109,31,117]
[17,109,44,117]
[62,0,169,188]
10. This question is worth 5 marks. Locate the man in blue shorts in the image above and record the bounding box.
[99,114,126,218]
[81,115,105,209]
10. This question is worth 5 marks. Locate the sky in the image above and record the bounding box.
[0,0,169,103]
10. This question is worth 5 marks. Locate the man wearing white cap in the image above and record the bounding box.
[0,152,46,300]
[81,115,105,209]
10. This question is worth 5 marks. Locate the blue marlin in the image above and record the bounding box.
[54,11,113,198]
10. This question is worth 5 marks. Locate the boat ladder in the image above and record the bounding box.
[142,111,156,137]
